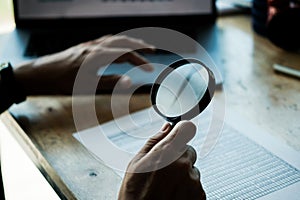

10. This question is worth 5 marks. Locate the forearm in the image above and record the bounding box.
[14,59,41,95]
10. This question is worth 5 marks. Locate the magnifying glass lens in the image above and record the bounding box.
[151,58,215,124]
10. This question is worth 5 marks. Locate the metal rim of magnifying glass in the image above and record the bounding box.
[150,58,216,125]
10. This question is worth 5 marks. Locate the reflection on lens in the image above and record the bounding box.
[156,63,209,117]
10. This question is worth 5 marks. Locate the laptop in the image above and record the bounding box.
[1,0,222,92]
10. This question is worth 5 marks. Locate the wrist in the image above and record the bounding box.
[14,60,38,95]
[0,62,26,112]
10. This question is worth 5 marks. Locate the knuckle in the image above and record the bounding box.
[115,35,128,41]
[134,38,144,44]
[194,167,201,177]
[80,47,91,55]
[147,137,157,144]
[182,145,197,164]
[147,133,165,147]
[175,157,192,171]
[188,146,197,157]
[190,167,201,181]
[188,145,196,154]
[182,146,194,157]
[123,48,134,55]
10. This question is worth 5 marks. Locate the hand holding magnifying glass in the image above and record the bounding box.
[120,58,214,200]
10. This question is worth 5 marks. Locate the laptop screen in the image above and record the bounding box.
[16,0,213,19]
[14,0,216,29]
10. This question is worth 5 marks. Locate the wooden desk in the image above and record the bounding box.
[1,15,300,199]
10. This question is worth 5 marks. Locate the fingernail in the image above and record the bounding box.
[149,45,156,50]
[175,121,196,143]
[160,123,170,132]
[119,76,132,88]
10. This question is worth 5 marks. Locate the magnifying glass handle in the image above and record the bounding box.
[169,120,180,128]
[170,122,176,129]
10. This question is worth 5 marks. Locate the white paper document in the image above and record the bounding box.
[74,108,300,200]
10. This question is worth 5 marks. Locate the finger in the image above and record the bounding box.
[83,48,154,73]
[192,167,201,181]
[94,34,113,43]
[184,145,197,165]
[82,34,113,46]
[188,169,206,200]
[101,35,156,53]
[136,122,195,172]
[113,49,154,72]
[97,75,132,91]
[138,123,171,154]
[184,167,205,200]
[149,121,196,154]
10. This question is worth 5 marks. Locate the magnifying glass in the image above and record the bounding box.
[150,58,216,126]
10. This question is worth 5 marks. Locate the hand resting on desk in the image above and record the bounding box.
[14,35,155,95]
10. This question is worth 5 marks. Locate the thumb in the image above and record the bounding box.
[138,123,171,155]
[135,121,196,172]
[149,121,196,154]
